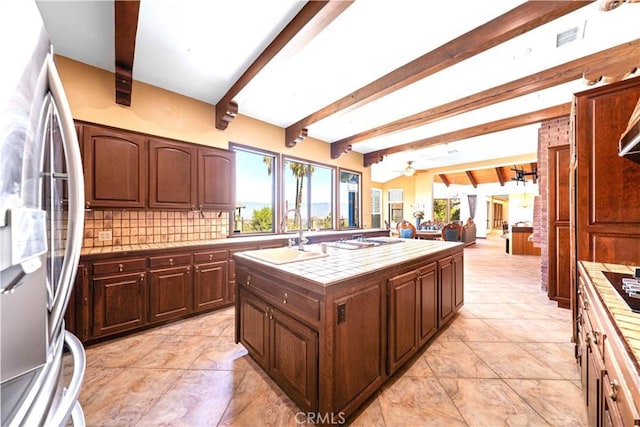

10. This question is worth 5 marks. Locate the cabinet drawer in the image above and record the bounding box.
[92,258,146,276]
[241,270,320,324]
[193,249,228,263]
[148,253,192,268]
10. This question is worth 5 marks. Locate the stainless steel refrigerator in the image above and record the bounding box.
[1,1,85,425]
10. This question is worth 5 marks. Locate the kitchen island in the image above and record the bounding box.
[234,238,464,423]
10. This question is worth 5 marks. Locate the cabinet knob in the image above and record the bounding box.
[186,267,190,274]
[140,273,145,281]
[118,264,124,272]
[283,292,288,304]
[246,275,251,286]
[169,258,174,266]
[209,254,213,261]
[195,266,199,273]
[610,380,619,401]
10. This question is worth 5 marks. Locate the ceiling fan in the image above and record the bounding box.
[393,161,417,177]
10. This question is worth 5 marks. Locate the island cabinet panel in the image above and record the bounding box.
[239,290,270,369]
[91,270,146,338]
[148,138,198,209]
[197,148,235,210]
[193,250,228,312]
[238,285,318,412]
[388,262,437,375]
[332,282,385,412]
[388,271,418,373]
[82,125,146,209]
[270,306,318,412]
[438,253,464,325]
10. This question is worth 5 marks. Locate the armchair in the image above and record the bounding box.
[441,222,462,242]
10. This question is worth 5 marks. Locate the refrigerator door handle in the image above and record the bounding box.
[45,53,85,337]
[47,331,85,427]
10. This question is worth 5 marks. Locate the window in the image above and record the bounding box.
[231,144,277,234]
[339,170,360,228]
[371,188,382,228]
[283,158,334,231]
[433,198,460,224]
[388,189,404,224]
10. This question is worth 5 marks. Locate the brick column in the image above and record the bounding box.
[536,116,570,292]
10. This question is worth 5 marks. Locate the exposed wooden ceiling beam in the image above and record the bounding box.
[114,0,140,106]
[530,162,538,184]
[332,39,640,157]
[214,1,353,131]
[281,0,589,154]
[465,171,478,188]
[439,174,450,187]
[364,103,571,167]
[495,167,506,186]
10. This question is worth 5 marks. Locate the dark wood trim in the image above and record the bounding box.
[495,168,505,186]
[214,1,353,131]
[114,0,140,106]
[465,171,477,188]
[332,39,640,157]
[364,104,571,166]
[439,174,450,187]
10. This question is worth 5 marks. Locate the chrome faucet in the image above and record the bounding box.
[281,208,308,251]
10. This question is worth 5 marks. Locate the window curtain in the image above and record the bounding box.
[467,194,477,219]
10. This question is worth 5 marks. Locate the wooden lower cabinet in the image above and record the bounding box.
[240,289,318,411]
[438,253,463,325]
[577,263,640,427]
[387,262,437,374]
[148,265,193,323]
[91,271,146,338]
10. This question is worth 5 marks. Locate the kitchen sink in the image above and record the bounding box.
[242,247,329,265]
[326,237,404,250]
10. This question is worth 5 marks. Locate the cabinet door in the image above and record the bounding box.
[148,266,193,323]
[388,270,418,374]
[239,290,270,370]
[453,253,464,310]
[83,125,146,208]
[91,272,146,338]
[333,282,384,411]
[198,148,235,210]
[270,306,318,412]
[439,256,455,325]
[149,138,197,209]
[193,260,227,312]
[418,262,438,347]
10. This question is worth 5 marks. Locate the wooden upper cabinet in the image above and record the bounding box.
[198,148,235,210]
[82,125,146,209]
[574,76,640,264]
[148,138,197,209]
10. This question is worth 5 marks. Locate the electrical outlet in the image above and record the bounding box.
[98,230,112,241]
[337,303,346,324]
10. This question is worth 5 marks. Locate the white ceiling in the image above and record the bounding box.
[35,0,640,183]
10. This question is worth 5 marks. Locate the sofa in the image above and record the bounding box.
[461,222,476,246]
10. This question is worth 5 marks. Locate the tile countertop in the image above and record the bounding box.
[580,261,640,364]
[235,239,463,286]
[79,228,390,256]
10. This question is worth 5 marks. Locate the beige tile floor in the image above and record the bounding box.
[73,234,587,426]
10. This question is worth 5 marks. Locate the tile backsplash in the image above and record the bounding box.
[83,210,229,248]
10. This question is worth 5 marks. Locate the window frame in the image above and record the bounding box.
[229,142,279,235]
[282,156,336,232]
[338,168,361,229]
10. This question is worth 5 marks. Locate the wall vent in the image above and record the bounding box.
[556,27,579,47]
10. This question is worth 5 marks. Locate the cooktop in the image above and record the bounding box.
[602,271,640,314]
